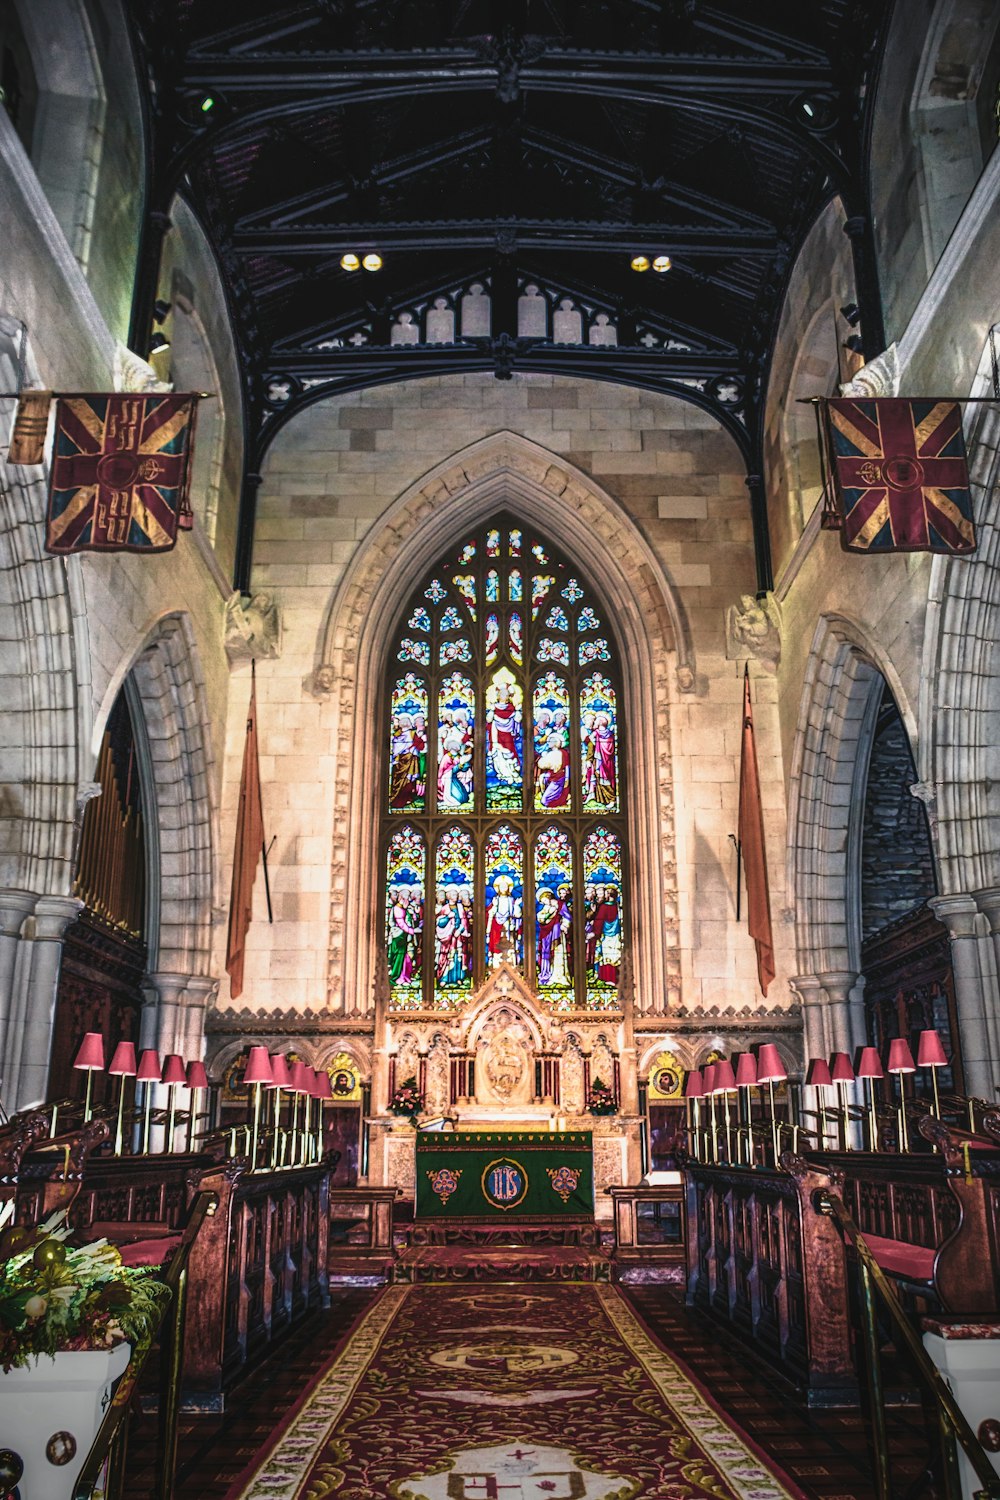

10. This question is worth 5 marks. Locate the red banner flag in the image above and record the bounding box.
[825,397,975,554]
[45,393,198,554]
[226,672,265,1000]
[738,666,775,996]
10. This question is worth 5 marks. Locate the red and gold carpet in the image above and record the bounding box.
[225,1284,806,1500]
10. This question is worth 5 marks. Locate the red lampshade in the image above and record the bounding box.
[735,1053,758,1088]
[830,1051,855,1083]
[108,1041,137,1077]
[269,1053,291,1089]
[756,1043,786,1084]
[243,1046,273,1086]
[887,1038,916,1075]
[683,1069,704,1100]
[162,1053,187,1086]
[806,1057,833,1088]
[315,1071,333,1101]
[917,1030,948,1068]
[136,1049,162,1083]
[714,1058,736,1091]
[187,1060,209,1090]
[291,1061,311,1094]
[702,1063,717,1094]
[857,1046,884,1079]
[73,1032,105,1071]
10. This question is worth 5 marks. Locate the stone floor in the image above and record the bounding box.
[125,1283,933,1500]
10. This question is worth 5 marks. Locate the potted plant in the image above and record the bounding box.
[586,1077,617,1116]
[0,1213,169,1500]
[388,1076,424,1123]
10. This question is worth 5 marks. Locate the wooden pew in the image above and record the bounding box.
[814,1119,1000,1315]
[684,1156,858,1406]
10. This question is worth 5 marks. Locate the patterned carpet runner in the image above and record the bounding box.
[226,1283,805,1500]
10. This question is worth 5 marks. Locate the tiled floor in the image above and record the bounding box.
[125,1283,934,1500]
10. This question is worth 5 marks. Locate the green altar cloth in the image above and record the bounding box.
[414,1130,594,1219]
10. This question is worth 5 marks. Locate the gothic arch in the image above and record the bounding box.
[0,316,90,899]
[786,614,918,977]
[105,613,217,977]
[315,430,689,1019]
[920,382,1000,896]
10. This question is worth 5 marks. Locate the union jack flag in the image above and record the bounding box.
[824,397,975,555]
[45,394,199,555]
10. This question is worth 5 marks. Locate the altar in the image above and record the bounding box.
[367,965,643,1220]
[415,1130,594,1220]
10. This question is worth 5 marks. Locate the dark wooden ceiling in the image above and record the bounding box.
[124,0,894,588]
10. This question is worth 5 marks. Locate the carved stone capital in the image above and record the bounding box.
[224,591,281,667]
[113,341,172,394]
[838,342,899,398]
[725,591,781,665]
[928,893,980,941]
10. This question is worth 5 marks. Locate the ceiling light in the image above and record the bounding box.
[149,332,170,355]
[340,253,360,271]
[843,334,864,354]
[630,255,650,272]
[362,253,383,271]
[652,255,672,272]
[153,299,172,323]
[840,302,861,326]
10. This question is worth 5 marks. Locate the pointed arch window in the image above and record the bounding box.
[382,517,625,1013]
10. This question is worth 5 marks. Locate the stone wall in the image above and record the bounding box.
[216,374,793,1032]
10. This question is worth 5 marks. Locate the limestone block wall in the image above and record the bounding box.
[218,374,795,1029]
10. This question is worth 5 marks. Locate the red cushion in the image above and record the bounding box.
[862,1233,935,1281]
[118,1234,182,1267]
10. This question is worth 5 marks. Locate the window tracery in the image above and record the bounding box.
[382,517,624,1013]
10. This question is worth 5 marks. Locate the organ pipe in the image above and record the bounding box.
[73,731,146,937]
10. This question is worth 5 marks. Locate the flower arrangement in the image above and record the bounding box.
[586,1077,617,1116]
[388,1076,424,1120]
[0,1214,170,1373]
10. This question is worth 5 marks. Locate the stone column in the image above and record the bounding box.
[179,977,218,1062]
[13,895,83,1110]
[971,888,1000,1087]
[817,970,863,1056]
[0,890,38,1085]
[789,974,828,1059]
[148,971,194,1058]
[930,895,996,1100]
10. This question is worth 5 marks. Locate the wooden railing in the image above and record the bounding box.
[607,1181,685,1269]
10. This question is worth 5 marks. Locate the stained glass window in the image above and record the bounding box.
[535,827,573,999]
[386,826,425,1010]
[383,517,624,1011]
[434,827,474,1005]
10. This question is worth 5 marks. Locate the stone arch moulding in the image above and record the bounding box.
[0,315,91,898]
[99,612,217,979]
[920,383,1000,897]
[786,612,920,981]
[315,430,691,1021]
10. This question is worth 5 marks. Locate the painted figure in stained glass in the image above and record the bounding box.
[434,829,474,991]
[584,828,622,998]
[485,825,524,968]
[581,674,619,812]
[535,827,573,990]
[533,672,571,811]
[437,674,474,811]
[485,668,523,809]
[388,674,427,812]
[385,827,424,1002]
[509,611,523,665]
